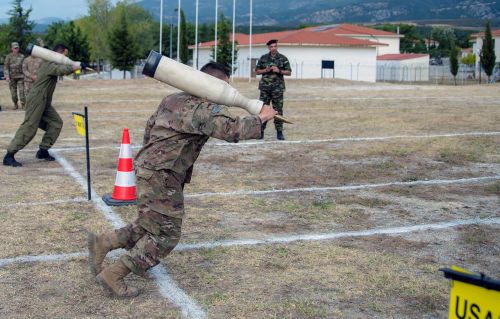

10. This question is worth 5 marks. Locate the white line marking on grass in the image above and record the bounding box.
[42,131,500,153]
[187,175,500,198]
[176,217,500,251]
[52,151,206,319]
[287,96,500,102]
[3,217,500,267]
[0,252,85,268]
[0,198,88,208]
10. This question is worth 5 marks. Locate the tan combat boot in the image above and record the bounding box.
[87,231,124,276]
[96,260,139,298]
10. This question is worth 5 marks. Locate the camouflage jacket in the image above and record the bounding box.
[134,92,262,183]
[22,56,43,83]
[256,52,291,91]
[4,52,25,79]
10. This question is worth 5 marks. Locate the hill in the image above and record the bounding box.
[135,0,500,27]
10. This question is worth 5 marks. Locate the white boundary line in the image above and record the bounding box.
[34,131,500,153]
[186,175,500,198]
[52,151,207,319]
[2,217,499,267]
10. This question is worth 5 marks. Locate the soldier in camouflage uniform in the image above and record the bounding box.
[4,42,26,110]
[87,62,277,298]
[255,39,292,140]
[22,55,43,95]
[3,44,81,167]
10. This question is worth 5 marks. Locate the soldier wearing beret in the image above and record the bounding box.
[255,39,292,140]
[87,62,277,297]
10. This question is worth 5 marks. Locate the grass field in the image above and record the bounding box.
[0,77,499,319]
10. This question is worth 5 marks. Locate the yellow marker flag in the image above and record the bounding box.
[73,112,86,136]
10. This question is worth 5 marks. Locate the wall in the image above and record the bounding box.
[197,45,378,82]
[348,35,401,55]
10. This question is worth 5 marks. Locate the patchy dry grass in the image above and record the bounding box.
[0,79,499,318]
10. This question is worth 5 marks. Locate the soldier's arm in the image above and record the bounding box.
[4,55,11,79]
[192,102,262,142]
[280,57,292,76]
[47,63,75,76]
[255,58,271,75]
[22,59,30,78]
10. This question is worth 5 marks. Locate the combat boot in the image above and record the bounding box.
[3,152,22,167]
[277,131,285,141]
[36,148,56,161]
[96,261,139,298]
[87,231,125,276]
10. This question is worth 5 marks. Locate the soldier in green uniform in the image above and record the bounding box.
[4,42,26,110]
[255,39,292,140]
[3,44,81,167]
[87,62,277,298]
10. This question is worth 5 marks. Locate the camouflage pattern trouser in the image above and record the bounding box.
[119,168,184,276]
[7,102,63,153]
[24,81,34,97]
[9,77,25,107]
[259,89,284,132]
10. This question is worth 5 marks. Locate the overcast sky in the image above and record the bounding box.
[0,0,121,21]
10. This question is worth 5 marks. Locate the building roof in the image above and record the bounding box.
[377,53,428,61]
[196,24,395,49]
[470,29,500,38]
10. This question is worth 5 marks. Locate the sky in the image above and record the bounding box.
[0,0,122,21]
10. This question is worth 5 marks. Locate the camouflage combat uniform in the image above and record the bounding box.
[256,52,291,132]
[4,51,26,108]
[114,92,262,275]
[22,56,43,95]
[7,61,74,154]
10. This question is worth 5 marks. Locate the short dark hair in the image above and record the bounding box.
[266,39,278,46]
[200,61,230,80]
[52,44,68,53]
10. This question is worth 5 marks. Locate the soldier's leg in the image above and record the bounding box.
[259,90,273,137]
[9,79,18,108]
[120,169,184,276]
[17,79,26,108]
[6,102,46,154]
[271,90,284,139]
[96,169,184,297]
[24,82,32,98]
[38,105,63,151]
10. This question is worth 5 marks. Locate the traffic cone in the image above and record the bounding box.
[102,128,137,206]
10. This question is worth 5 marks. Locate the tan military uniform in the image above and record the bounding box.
[7,61,73,154]
[4,52,26,108]
[113,92,262,275]
[22,56,43,95]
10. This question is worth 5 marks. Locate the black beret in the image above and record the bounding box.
[266,39,278,46]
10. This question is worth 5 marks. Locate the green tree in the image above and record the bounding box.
[373,24,426,54]
[179,9,189,64]
[44,21,90,63]
[108,8,140,79]
[480,21,497,83]
[211,13,237,73]
[461,53,476,66]
[450,43,459,86]
[0,24,10,59]
[84,0,112,72]
[430,27,456,58]
[6,0,35,51]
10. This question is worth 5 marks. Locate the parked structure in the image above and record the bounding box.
[195,24,403,82]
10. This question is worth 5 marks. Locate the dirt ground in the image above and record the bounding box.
[0,77,499,319]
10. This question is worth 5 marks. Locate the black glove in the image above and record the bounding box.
[80,62,90,70]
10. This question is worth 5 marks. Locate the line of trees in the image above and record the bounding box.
[0,0,238,77]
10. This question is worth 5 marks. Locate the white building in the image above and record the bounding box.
[194,24,402,82]
[377,54,430,82]
[470,29,500,76]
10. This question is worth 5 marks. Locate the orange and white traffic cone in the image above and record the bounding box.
[102,128,137,206]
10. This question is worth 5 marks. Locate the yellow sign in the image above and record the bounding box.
[442,266,500,319]
[73,112,86,136]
